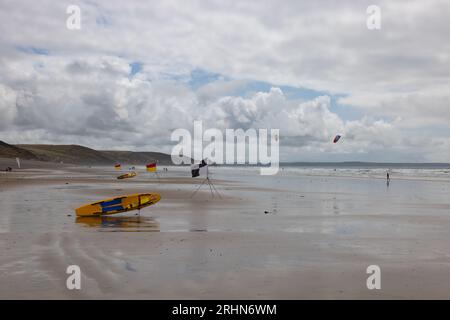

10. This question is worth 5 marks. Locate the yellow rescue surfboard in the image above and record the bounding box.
[75,193,161,217]
[117,171,137,179]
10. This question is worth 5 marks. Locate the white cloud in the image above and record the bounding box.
[0,84,17,128]
[0,54,396,158]
[0,0,449,161]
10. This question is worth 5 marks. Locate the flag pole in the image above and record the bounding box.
[191,160,222,199]
[191,177,209,198]
[208,178,222,199]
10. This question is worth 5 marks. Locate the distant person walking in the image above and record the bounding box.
[386,171,390,186]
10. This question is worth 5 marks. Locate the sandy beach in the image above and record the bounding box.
[1,160,450,299]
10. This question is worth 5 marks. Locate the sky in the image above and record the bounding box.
[0,0,449,162]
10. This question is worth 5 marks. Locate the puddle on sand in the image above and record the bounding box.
[76,216,160,232]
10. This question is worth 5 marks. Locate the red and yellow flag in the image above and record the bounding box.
[146,162,157,172]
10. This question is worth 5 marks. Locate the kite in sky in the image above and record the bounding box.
[333,135,342,143]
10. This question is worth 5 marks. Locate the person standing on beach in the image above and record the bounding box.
[387,171,390,184]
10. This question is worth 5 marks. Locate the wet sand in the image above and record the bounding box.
[1,161,450,299]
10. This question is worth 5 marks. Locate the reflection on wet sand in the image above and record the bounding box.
[76,215,160,232]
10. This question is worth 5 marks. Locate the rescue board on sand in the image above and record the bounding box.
[75,193,161,216]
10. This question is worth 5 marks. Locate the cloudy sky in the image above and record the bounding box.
[0,0,449,162]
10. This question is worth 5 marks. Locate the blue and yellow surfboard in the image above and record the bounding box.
[75,193,161,217]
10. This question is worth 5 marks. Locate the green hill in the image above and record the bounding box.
[0,141,184,165]
[0,140,188,165]
[17,144,113,164]
[100,150,174,165]
[0,141,37,159]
